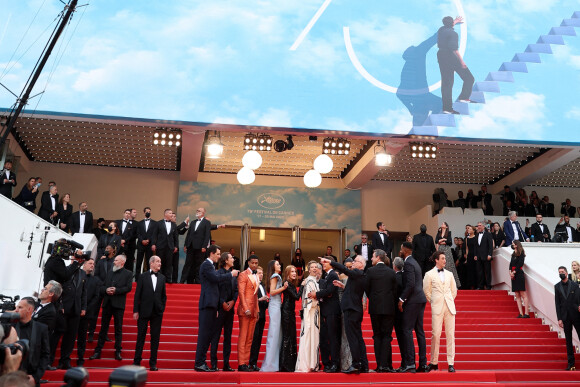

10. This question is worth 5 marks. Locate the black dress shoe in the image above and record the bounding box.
[384,367,396,373]
[323,365,338,373]
[416,364,430,373]
[223,366,235,372]
[399,365,416,373]
[342,366,360,374]
[427,363,438,372]
[361,368,372,373]
[566,365,576,371]
[57,363,71,370]
[46,366,57,371]
[238,364,251,372]
[448,365,456,373]
[195,364,213,372]
[209,366,218,372]
[374,367,385,373]
[115,351,123,361]
[89,351,101,360]
[105,336,112,342]
[150,367,159,371]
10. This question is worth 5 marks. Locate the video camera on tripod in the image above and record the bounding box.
[0,295,20,312]
[46,239,91,262]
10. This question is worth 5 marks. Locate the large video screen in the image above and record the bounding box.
[1,1,579,143]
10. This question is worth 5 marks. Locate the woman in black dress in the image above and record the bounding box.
[509,240,529,318]
[291,248,305,281]
[15,177,39,212]
[56,193,73,234]
[464,225,477,289]
[453,237,467,289]
[279,264,301,372]
[491,222,505,249]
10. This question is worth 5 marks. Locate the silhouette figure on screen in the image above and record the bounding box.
[397,33,442,128]
[437,16,474,114]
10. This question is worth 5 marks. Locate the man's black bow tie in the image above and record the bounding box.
[438,268,444,273]
[479,232,484,235]
[252,270,257,274]
[151,271,158,276]
[124,220,128,223]
[165,220,171,223]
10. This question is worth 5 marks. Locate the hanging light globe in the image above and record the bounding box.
[303,169,322,188]
[237,167,255,185]
[313,154,333,174]
[242,150,262,170]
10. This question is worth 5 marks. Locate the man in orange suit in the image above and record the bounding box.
[237,255,260,372]
[423,251,457,372]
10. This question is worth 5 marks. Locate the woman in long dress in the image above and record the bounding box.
[464,225,477,289]
[296,261,320,372]
[435,221,461,288]
[260,260,285,372]
[509,241,529,318]
[279,265,301,372]
[337,258,353,371]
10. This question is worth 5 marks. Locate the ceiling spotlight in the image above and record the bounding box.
[153,128,182,147]
[410,142,437,159]
[322,137,351,156]
[205,131,224,159]
[374,142,392,167]
[273,135,294,153]
[245,133,273,152]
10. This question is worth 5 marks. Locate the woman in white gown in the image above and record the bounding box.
[295,261,320,372]
[260,260,285,372]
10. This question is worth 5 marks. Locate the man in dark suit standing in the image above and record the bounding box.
[116,209,137,272]
[474,221,494,290]
[194,244,239,372]
[33,281,60,335]
[0,160,16,198]
[412,224,436,278]
[135,207,158,277]
[372,222,393,258]
[76,258,102,366]
[182,207,212,284]
[555,266,580,371]
[323,256,367,374]
[14,297,50,385]
[152,209,178,283]
[354,233,374,271]
[133,255,167,371]
[249,266,268,371]
[90,255,133,361]
[70,202,94,234]
[365,249,397,373]
[530,214,551,242]
[503,211,530,245]
[38,184,59,224]
[310,257,341,373]
[397,242,428,373]
[392,257,406,371]
[540,196,555,217]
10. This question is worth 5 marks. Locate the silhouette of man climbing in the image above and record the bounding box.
[437,16,474,114]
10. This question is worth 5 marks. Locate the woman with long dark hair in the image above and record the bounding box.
[510,241,529,318]
[435,221,461,288]
[56,193,73,233]
[261,260,285,372]
[491,222,505,249]
[279,265,301,372]
[15,177,39,212]
[291,248,305,281]
[464,225,477,289]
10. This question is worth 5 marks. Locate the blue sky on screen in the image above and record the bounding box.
[0,0,579,143]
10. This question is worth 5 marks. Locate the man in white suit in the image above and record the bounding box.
[423,251,457,373]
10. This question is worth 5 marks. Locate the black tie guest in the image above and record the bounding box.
[478,185,494,215]
[540,196,555,217]
[172,213,189,283]
[97,223,122,258]
[323,256,367,374]
[230,248,241,271]
[13,297,50,385]
[14,177,39,212]
[291,248,306,281]
[133,255,167,371]
[0,160,17,198]
[94,244,117,283]
[397,242,428,373]
[365,249,397,373]
[70,202,94,235]
[372,222,393,258]
[92,218,107,241]
[392,257,406,371]
[151,209,179,283]
[89,255,133,362]
[55,193,73,234]
[210,252,239,372]
[194,245,239,372]
[473,222,494,290]
[561,198,576,218]
[76,259,101,366]
[116,209,138,272]
[38,185,59,225]
[310,257,341,373]
[354,234,374,271]
[279,265,301,372]
[412,224,436,278]
[182,207,212,284]
[135,207,158,277]
[249,266,268,371]
[491,222,505,249]
[32,281,60,367]
[530,214,551,242]
[554,266,580,371]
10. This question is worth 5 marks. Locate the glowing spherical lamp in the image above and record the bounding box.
[304,169,322,188]
[242,150,262,170]
[313,154,333,174]
[237,167,255,185]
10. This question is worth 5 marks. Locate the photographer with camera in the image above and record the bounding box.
[0,321,23,377]
[43,240,84,287]
[555,216,578,243]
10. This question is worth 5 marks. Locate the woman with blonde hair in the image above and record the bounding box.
[296,261,320,372]
[570,261,580,285]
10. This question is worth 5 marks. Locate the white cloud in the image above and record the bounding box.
[552,45,580,70]
[254,108,293,128]
[509,0,560,13]
[325,108,413,134]
[566,107,580,120]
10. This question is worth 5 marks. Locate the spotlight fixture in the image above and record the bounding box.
[205,131,224,159]
[322,137,350,155]
[153,128,182,147]
[243,133,272,151]
[410,142,437,159]
[273,135,294,153]
[374,142,392,167]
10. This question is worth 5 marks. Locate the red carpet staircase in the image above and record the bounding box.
[46,284,580,386]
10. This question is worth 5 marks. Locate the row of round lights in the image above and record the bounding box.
[410,142,437,158]
[153,129,182,147]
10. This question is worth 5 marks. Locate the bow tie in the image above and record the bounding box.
[438,268,444,273]
[479,232,483,235]
[123,220,128,223]
[252,270,257,274]
[362,243,367,246]
[151,271,158,277]
[165,220,171,223]
[145,218,150,221]
[80,213,85,216]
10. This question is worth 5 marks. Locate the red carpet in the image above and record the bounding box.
[44,285,580,385]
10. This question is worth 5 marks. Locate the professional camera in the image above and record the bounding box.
[0,296,20,312]
[62,367,89,387]
[0,338,29,364]
[47,239,91,261]
[554,231,568,243]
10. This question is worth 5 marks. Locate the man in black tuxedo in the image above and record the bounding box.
[135,207,158,277]
[555,266,580,371]
[310,257,341,373]
[365,249,397,373]
[70,202,94,234]
[478,185,494,215]
[173,213,190,282]
[372,222,393,258]
[354,233,373,271]
[93,217,107,240]
[77,258,102,366]
[90,255,133,361]
[38,185,59,224]
[249,266,268,371]
[540,196,555,217]
[324,256,367,374]
[194,244,239,372]
[392,257,406,370]
[397,242,427,373]
[94,244,117,283]
[412,224,436,278]
[530,214,551,242]
[561,198,576,218]
[474,222,494,290]
[182,207,212,284]
[116,209,137,272]
[133,255,167,371]
[14,297,50,385]
[152,209,179,283]
[0,160,16,198]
